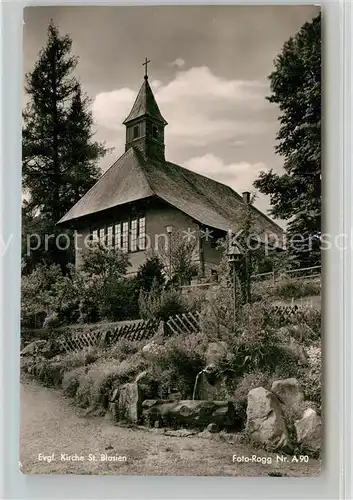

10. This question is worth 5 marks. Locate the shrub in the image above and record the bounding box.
[299,344,322,410]
[148,333,207,398]
[59,347,101,371]
[200,281,237,341]
[219,328,301,382]
[35,358,65,387]
[139,282,188,322]
[62,367,85,398]
[74,353,146,411]
[269,278,321,300]
[109,339,142,362]
[134,255,165,292]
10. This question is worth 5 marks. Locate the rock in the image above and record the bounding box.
[114,383,142,423]
[20,339,47,357]
[135,371,159,400]
[142,342,166,360]
[246,387,292,452]
[294,408,322,455]
[142,399,238,430]
[207,423,219,433]
[271,378,304,411]
[205,342,228,366]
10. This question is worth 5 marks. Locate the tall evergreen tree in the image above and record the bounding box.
[253,14,321,267]
[22,21,107,269]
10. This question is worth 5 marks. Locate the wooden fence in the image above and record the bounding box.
[56,318,160,353]
[165,311,201,336]
[251,265,321,284]
[100,318,160,347]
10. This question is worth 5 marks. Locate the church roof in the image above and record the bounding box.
[58,147,283,240]
[123,77,167,125]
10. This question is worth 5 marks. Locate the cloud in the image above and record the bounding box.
[91,66,271,153]
[170,58,185,68]
[183,154,268,194]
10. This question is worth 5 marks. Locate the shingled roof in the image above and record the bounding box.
[58,147,283,240]
[123,77,167,125]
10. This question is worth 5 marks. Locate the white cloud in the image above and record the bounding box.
[91,66,271,152]
[170,58,185,68]
[183,154,268,194]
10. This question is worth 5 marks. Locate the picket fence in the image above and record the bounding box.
[165,311,201,336]
[25,302,315,354]
[57,318,160,354]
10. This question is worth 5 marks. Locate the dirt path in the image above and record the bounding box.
[20,380,321,476]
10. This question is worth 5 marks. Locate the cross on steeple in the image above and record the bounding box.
[142,57,151,79]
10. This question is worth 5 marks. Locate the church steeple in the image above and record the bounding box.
[123,59,168,161]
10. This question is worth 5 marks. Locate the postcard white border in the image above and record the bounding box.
[0,1,351,498]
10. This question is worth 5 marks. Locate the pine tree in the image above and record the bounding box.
[22,21,108,269]
[253,14,321,267]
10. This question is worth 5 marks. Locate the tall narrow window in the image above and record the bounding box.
[133,125,139,139]
[122,222,129,253]
[131,219,138,252]
[92,229,98,244]
[107,226,113,247]
[99,228,105,245]
[115,223,121,249]
[138,217,146,250]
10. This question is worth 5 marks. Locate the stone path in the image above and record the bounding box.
[20,380,321,476]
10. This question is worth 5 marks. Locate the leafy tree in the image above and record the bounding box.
[78,243,136,321]
[22,21,107,269]
[254,14,321,267]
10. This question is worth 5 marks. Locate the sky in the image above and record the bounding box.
[23,5,320,221]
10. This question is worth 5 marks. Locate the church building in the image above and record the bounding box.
[58,61,283,277]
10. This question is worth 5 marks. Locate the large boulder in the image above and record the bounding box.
[246,387,292,452]
[294,408,322,456]
[142,399,240,430]
[205,342,228,366]
[111,382,142,423]
[271,378,304,412]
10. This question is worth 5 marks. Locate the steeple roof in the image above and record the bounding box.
[123,76,168,126]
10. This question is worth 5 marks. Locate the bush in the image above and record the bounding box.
[139,282,188,322]
[74,353,146,411]
[269,278,321,300]
[134,255,165,292]
[62,367,85,398]
[200,281,236,340]
[299,344,322,410]
[148,333,208,398]
[109,338,142,362]
[219,328,301,382]
[35,358,65,387]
